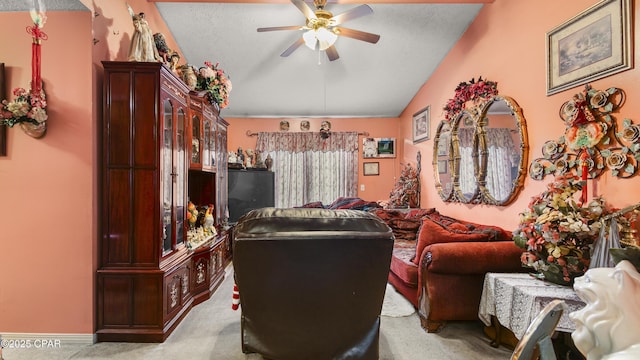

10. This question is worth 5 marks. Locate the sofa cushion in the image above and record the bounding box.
[412,217,497,265]
[390,239,418,286]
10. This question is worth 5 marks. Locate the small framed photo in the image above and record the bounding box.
[412,106,430,144]
[546,0,632,95]
[437,160,448,174]
[363,162,380,176]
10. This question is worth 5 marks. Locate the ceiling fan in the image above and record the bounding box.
[257,0,380,61]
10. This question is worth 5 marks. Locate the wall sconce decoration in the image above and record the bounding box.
[529,84,637,184]
[0,0,48,139]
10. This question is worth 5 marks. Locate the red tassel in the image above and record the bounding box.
[32,42,41,94]
[580,152,589,205]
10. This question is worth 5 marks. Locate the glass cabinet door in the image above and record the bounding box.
[216,123,228,224]
[191,115,201,167]
[203,119,211,168]
[162,100,174,254]
[176,108,186,246]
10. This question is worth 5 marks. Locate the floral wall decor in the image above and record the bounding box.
[529,84,639,181]
[443,76,498,122]
[196,61,232,109]
[0,1,48,138]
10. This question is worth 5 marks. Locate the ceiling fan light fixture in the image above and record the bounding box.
[303,27,337,51]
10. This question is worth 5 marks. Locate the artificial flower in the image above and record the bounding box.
[195,61,232,109]
[605,152,626,170]
[443,77,497,122]
[513,175,612,285]
[622,125,640,142]
[0,87,48,127]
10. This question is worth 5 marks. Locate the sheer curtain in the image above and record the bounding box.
[256,132,359,208]
[458,128,476,196]
[485,128,516,200]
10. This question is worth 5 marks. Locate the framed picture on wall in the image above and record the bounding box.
[363,137,396,158]
[0,63,5,156]
[363,162,380,176]
[412,106,430,143]
[546,0,632,95]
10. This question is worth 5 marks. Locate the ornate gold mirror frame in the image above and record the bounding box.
[433,95,529,206]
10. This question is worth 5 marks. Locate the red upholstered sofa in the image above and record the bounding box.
[370,208,525,333]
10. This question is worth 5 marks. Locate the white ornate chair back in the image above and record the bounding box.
[511,299,566,360]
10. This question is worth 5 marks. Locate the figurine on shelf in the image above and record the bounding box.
[203,204,217,236]
[169,52,181,73]
[186,201,198,229]
[265,154,273,171]
[237,147,245,167]
[179,64,198,90]
[153,32,171,63]
[255,150,266,169]
[245,149,255,168]
[126,4,161,62]
[228,151,238,164]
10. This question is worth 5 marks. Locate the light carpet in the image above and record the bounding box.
[2,265,511,360]
[381,283,415,318]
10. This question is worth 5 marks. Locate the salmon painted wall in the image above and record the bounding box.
[400,0,640,231]
[0,12,93,334]
[226,117,402,202]
[0,0,182,335]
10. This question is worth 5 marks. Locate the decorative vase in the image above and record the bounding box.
[20,121,47,138]
[539,254,590,286]
[265,154,273,171]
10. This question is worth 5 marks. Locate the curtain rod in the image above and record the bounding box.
[246,130,370,137]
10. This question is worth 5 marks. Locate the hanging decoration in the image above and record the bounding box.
[0,0,48,138]
[530,85,640,186]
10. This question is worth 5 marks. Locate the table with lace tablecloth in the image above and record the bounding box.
[478,272,586,340]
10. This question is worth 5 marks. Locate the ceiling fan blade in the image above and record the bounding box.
[281,37,305,57]
[292,0,317,20]
[258,25,304,32]
[331,4,373,25]
[325,45,339,61]
[335,27,380,44]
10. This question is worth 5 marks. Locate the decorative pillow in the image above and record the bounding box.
[411,217,494,265]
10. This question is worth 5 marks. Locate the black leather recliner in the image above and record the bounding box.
[233,207,394,360]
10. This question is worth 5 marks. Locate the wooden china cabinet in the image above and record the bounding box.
[97,62,231,342]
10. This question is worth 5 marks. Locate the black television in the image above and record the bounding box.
[228,169,275,223]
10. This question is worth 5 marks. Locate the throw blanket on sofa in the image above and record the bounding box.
[297,197,381,211]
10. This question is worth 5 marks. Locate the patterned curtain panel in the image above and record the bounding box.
[485,128,517,200]
[256,132,359,208]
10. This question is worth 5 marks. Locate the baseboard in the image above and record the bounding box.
[0,332,96,346]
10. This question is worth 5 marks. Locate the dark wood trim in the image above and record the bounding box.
[0,63,6,156]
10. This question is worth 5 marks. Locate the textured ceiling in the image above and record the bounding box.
[0,1,483,119]
[157,2,482,118]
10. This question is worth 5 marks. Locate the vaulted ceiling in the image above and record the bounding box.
[1,0,490,118]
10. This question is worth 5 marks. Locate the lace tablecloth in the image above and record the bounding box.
[478,272,586,340]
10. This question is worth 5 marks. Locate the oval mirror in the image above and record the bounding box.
[478,96,528,205]
[433,121,453,201]
[452,110,479,203]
